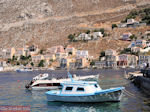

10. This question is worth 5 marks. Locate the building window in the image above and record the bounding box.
[65,87,73,91]
[76,87,84,92]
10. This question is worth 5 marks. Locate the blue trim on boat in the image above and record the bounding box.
[45,87,125,97]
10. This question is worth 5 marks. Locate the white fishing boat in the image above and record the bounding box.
[16,67,33,72]
[25,73,99,90]
[47,67,55,71]
[45,73,125,102]
[33,73,49,80]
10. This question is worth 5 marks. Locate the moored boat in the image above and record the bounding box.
[45,73,125,102]
[25,73,99,90]
[16,67,33,72]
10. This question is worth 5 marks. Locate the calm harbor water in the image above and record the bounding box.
[0,68,150,112]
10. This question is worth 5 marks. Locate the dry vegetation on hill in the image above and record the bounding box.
[0,0,150,56]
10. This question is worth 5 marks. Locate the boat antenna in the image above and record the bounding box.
[67,71,74,82]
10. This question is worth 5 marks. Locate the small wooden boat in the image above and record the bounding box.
[45,73,125,102]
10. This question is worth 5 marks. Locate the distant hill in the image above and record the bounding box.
[0,0,150,50]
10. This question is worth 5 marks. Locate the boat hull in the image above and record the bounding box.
[46,88,124,102]
[31,86,61,90]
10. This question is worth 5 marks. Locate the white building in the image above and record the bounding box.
[76,50,89,58]
[105,49,117,56]
[139,55,150,66]
[122,32,132,40]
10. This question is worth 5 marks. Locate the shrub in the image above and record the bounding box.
[68,34,75,42]
[86,30,90,34]
[38,60,45,67]
[112,24,117,29]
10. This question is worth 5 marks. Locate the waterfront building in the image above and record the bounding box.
[75,58,89,68]
[60,58,75,68]
[0,60,7,67]
[106,55,118,68]
[95,61,106,68]
[139,55,150,67]
[32,55,45,66]
[118,54,138,67]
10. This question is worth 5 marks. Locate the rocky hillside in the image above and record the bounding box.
[0,0,150,50]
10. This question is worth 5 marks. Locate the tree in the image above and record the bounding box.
[68,52,72,55]
[30,62,34,67]
[86,30,90,34]
[68,34,75,42]
[129,34,137,40]
[12,55,17,61]
[38,60,45,67]
[40,49,44,54]
[20,55,26,60]
[100,51,105,57]
[7,58,11,63]
[16,61,20,65]
[90,61,95,67]
[100,28,105,34]
[112,24,117,29]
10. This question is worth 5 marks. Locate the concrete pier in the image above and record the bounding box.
[127,70,150,96]
[133,76,150,95]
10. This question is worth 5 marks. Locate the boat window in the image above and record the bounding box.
[94,84,98,88]
[77,87,84,92]
[65,87,73,91]
[53,83,61,86]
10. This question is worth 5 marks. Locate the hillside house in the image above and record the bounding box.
[122,32,132,40]
[15,48,26,58]
[135,40,147,48]
[55,52,68,60]
[46,46,65,55]
[105,49,117,56]
[65,45,77,55]
[126,19,139,28]
[76,50,89,59]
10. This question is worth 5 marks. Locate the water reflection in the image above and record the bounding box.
[47,102,121,112]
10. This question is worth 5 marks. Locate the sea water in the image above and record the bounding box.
[0,69,150,112]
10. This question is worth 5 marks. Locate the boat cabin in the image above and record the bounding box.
[32,80,61,87]
[60,81,101,95]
